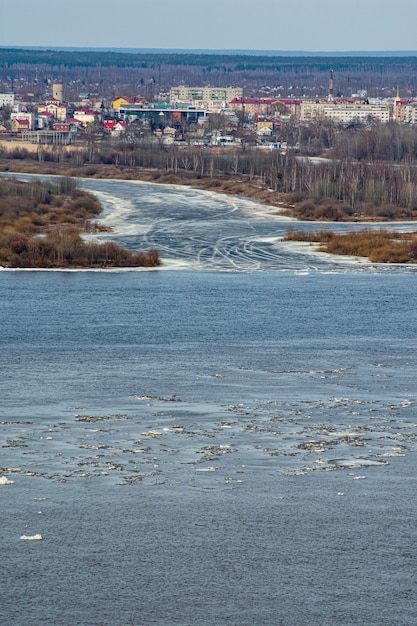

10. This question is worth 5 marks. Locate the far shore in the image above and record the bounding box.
[0,157,298,216]
[1,157,407,224]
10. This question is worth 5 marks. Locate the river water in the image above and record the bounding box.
[1,177,417,625]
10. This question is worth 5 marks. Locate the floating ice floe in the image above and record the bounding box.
[328,457,388,468]
[20,534,42,541]
[0,476,14,485]
[132,395,155,401]
[142,430,163,438]
[164,425,185,433]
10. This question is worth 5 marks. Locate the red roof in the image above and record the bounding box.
[278,99,302,105]
[230,98,277,105]
[39,102,66,110]
[104,120,126,129]
[75,109,99,115]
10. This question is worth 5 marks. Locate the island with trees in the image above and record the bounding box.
[284,226,417,263]
[0,176,160,268]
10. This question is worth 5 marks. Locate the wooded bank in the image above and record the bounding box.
[2,143,417,222]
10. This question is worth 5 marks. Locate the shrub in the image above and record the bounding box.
[408,239,417,260]
[312,204,345,221]
[288,191,307,203]
[143,248,160,267]
[9,236,28,255]
[369,243,410,263]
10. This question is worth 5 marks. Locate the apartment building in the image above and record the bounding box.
[300,99,392,124]
[229,98,279,117]
[0,93,15,107]
[394,98,417,124]
[169,86,243,112]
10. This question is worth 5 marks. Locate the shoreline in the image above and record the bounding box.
[0,158,295,216]
[2,160,417,268]
[2,157,413,224]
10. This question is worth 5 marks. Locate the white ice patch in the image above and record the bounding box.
[0,475,14,485]
[20,534,43,541]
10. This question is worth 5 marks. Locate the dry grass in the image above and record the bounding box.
[284,227,417,263]
[0,177,161,268]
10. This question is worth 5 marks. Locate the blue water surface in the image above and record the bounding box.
[0,179,416,625]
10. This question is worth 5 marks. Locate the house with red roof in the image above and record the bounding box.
[53,123,71,133]
[11,118,30,133]
[10,108,35,130]
[73,109,101,126]
[103,120,127,135]
[65,117,83,129]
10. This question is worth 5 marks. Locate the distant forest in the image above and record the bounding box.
[1,48,417,99]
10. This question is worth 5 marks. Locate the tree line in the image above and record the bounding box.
[4,118,417,220]
[279,120,417,161]
[2,49,417,98]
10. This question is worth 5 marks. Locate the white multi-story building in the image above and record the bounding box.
[10,111,35,130]
[169,86,243,112]
[0,93,15,107]
[399,103,417,124]
[300,99,392,124]
[11,104,35,129]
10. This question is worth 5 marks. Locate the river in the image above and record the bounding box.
[1,177,416,625]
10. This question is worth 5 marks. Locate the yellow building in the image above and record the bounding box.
[112,97,130,110]
[396,101,417,124]
[38,101,68,121]
[112,97,145,110]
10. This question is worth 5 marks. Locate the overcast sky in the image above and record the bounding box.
[1,0,416,52]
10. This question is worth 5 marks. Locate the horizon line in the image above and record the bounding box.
[2,46,417,57]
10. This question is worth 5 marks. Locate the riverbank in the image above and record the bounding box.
[1,157,408,223]
[0,157,295,213]
[5,122,417,225]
